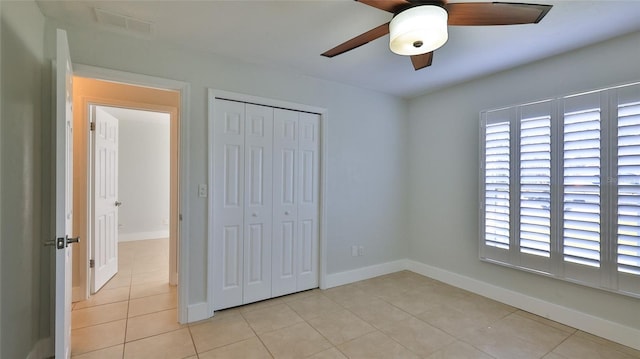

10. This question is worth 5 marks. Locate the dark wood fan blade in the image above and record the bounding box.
[411,52,433,70]
[446,2,552,26]
[322,22,390,58]
[356,0,411,13]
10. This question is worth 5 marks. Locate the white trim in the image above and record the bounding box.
[26,337,52,359]
[406,259,640,351]
[324,260,408,289]
[71,63,191,323]
[207,89,328,316]
[206,91,216,319]
[319,109,329,290]
[186,302,210,323]
[118,231,170,242]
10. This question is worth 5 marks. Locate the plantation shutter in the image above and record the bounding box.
[617,100,640,275]
[481,108,514,263]
[616,84,640,294]
[561,93,603,284]
[485,122,511,249]
[480,82,640,297]
[519,104,552,258]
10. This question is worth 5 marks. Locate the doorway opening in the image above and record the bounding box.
[69,76,181,355]
[90,105,171,290]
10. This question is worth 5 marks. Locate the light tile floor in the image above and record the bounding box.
[71,239,640,358]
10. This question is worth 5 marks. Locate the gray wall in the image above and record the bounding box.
[46,18,410,308]
[407,31,640,330]
[0,1,52,358]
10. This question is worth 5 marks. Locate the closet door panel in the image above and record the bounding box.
[213,99,245,310]
[297,113,320,290]
[243,104,273,303]
[272,109,299,297]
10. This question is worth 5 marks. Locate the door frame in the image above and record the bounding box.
[207,88,328,316]
[74,64,190,323]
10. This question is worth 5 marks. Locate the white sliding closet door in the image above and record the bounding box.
[297,113,320,291]
[213,100,245,310]
[272,109,299,297]
[243,104,273,303]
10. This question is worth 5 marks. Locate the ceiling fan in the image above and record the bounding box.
[322,1,552,70]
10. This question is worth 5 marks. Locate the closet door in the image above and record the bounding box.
[297,113,320,291]
[243,104,274,303]
[213,99,245,310]
[272,109,299,297]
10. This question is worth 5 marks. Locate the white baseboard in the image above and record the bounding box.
[27,337,52,359]
[324,259,407,289]
[187,302,210,323]
[405,259,640,351]
[118,230,169,242]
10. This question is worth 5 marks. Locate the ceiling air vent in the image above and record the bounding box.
[95,8,154,36]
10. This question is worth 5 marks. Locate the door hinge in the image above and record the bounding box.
[89,259,95,268]
[90,122,95,131]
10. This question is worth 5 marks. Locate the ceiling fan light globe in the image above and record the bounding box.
[389,5,448,56]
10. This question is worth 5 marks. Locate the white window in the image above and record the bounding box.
[479,82,640,297]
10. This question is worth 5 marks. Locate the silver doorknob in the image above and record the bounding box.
[115,201,122,207]
[44,235,80,249]
[285,211,290,215]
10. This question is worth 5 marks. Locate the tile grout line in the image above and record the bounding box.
[238,309,276,359]
[284,298,344,358]
[186,324,200,358]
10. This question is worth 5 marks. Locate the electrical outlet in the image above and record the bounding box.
[358,246,364,256]
[198,184,208,198]
[351,245,358,257]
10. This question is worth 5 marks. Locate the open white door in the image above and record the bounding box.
[54,28,74,359]
[91,106,119,292]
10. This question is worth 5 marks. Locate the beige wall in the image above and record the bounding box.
[72,77,179,296]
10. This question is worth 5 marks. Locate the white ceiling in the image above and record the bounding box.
[38,1,640,98]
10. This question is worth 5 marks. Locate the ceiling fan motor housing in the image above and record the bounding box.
[389,5,449,56]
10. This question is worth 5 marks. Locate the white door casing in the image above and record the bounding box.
[272,108,299,297]
[213,99,245,310]
[243,104,274,304]
[54,28,73,359]
[91,106,119,292]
